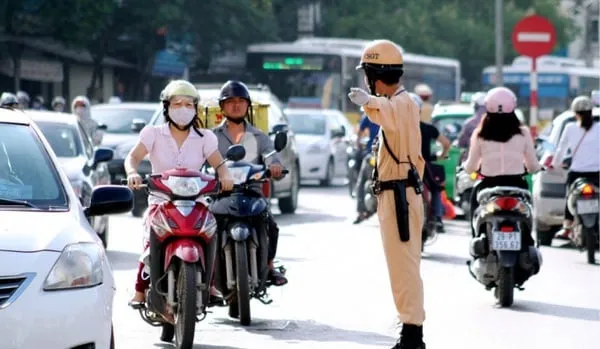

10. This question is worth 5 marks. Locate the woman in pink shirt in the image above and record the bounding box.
[124,80,233,316]
[462,87,541,237]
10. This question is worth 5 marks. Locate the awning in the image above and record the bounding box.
[152,50,187,77]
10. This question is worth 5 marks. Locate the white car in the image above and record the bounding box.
[533,107,599,245]
[0,107,133,349]
[284,108,354,186]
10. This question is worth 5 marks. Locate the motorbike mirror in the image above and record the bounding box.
[226,144,246,162]
[274,132,287,152]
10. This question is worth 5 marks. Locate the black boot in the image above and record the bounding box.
[392,324,426,349]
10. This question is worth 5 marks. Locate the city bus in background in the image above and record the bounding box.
[482,55,600,130]
[245,37,462,125]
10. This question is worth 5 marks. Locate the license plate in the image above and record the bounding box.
[491,231,521,251]
[577,199,599,214]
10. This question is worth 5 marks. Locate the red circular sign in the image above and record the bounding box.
[512,15,556,58]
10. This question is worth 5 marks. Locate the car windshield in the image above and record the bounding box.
[91,107,155,133]
[0,123,67,208]
[287,114,326,135]
[35,122,82,158]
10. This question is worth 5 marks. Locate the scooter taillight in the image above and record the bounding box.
[493,197,520,211]
[581,184,594,197]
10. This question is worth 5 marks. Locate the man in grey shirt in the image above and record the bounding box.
[212,80,288,287]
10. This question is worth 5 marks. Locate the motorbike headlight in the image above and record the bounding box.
[163,176,206,196]
[228,166,251,184]
[43,242,104,291]
[368,156,376,167]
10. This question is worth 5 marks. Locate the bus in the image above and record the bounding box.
[482,56,600,127]
[245,37,462,124]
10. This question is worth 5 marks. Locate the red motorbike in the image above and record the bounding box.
[127,168,220,349]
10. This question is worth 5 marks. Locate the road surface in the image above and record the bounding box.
[108,182,600,349]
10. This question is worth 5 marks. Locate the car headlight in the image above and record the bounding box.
[228,166,251,184]
[69,179,83,198]
[43,242,104,291]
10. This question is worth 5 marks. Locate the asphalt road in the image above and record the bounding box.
[107,181,600,349]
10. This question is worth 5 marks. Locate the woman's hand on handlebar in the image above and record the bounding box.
[219,177,234,192]
[126,172,144,190]
[268,163,284,179]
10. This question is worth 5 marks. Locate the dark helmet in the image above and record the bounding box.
[218,80,251,105]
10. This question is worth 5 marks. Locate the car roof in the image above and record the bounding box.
[26,110,79,125]
[283,108,343,116]
[432,103,473,118]
[91,102,159,110]
[0,107,31,125]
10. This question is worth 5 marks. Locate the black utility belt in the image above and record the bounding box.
[372,179,415,195]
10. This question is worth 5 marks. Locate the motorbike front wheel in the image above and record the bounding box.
[495,266,514,307]
[234,241,251,326]
[175,262,198,349]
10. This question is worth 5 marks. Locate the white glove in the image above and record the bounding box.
[348,88,370,106]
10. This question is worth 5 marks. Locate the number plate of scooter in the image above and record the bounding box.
[576,199,599,214]
[491,230,521,251]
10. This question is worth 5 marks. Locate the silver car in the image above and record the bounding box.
[533,107,599,245]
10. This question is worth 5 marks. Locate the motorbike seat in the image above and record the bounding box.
[476,186,531,204]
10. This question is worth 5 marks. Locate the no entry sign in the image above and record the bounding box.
[512,15,556,58]
[511,15,557,138]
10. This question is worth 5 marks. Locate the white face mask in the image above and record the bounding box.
[74,106,86,116]
[169,107,196,127]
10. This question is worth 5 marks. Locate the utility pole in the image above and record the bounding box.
[495,0,504,86]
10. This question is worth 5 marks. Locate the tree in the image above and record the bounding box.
[317,0,576,89]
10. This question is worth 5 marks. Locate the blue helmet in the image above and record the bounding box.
[408,92,423,111]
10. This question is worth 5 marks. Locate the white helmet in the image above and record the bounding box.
[414,84,432,97]
[571,96,593,113]
[471,92,487,108]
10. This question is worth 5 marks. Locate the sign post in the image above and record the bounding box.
[511,14,556,138]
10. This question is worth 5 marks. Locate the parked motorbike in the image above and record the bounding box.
[347,136,370,198]
[421,182,438,251]
[362,151,378,215]
[454,166,482,220]
[566,178,599,264]
[209,132,289,326]
[466,176,542,307]
[124,169,221,349]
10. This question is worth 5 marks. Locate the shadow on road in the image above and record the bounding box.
[510,300,600,322]
[275,210,348,228]
[107,250,140,271]
[208,318,395,347]
[154,344,240,349]
[421,252,469,266]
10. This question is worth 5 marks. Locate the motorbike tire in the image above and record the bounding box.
[585,227,596,264]
[175,262,198,349]
[235,241,252,326]
[496,267,514,307]
[160,323,175,342]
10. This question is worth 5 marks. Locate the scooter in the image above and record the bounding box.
[467,174,542,307]
[347,136,370,198]
[210,132,289,326]
[566,178,599,264]
[454,166,482,220]
[125,168,221,349]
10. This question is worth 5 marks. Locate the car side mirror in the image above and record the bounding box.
[331,129,345,138]
[97,123,108,131]
[274,132,288,152]
[92,147,114,169]
[131,118,147,133]
[226,144,246,162]
[84,185,133,217]
[270,123,288,135]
